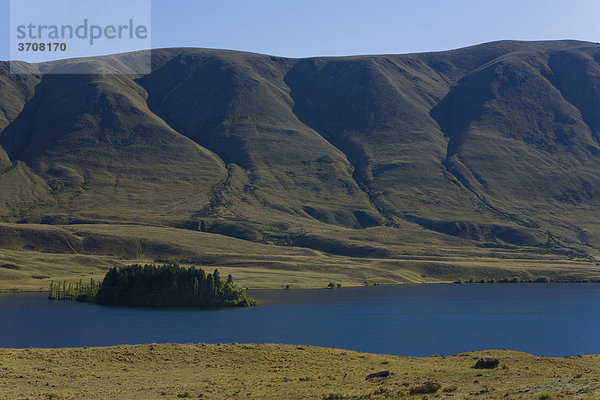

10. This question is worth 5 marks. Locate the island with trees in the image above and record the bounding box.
[48,263,257,307]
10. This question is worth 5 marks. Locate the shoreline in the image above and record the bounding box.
[4,278,600,295]
[1,341,599,358]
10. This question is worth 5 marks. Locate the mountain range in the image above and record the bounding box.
[2,40,600,288]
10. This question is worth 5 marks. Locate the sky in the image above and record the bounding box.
[1,0,600,60]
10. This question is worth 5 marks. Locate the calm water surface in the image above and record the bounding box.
[1,284,599,356]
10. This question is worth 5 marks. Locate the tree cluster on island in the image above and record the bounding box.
[49,263,257,307]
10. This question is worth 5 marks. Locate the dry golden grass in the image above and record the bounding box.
[0,344,599,399]
[1,245,598,293]
[0,223,600,292]
[1,222,599,293]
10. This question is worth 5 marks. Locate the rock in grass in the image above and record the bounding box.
[365,370,394,380]
[474,356,500,369]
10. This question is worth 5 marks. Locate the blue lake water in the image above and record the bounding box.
[0,284,599,356]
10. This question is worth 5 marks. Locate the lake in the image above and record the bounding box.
[0,284,598,356]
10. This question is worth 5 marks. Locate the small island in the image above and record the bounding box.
[49,263,257,307]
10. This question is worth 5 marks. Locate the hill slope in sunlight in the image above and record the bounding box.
[2,40,600,266]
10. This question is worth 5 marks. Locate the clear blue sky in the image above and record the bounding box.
[2,0,600,60]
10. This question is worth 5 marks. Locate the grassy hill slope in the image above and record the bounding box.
[1,41,600,288]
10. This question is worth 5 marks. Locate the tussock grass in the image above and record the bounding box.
[0,223,599,293]
[0,344,599,399]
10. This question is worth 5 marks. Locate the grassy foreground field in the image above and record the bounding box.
[0,343,599,399]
